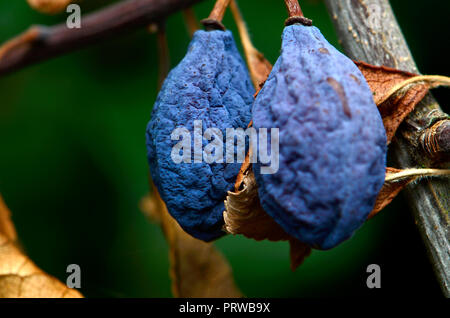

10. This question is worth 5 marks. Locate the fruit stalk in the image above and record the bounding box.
[283,0,312,26]
[284,0,304,17]
[201,0,232,30]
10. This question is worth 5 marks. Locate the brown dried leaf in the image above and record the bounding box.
[27,0,73,14]
[0,195,82,298]
[289,239,311,271]
[141,188,242,298]
[368,167,409,220]
[355,61,420,104]
[0,196,17,242]
[225,170,290,241]
[355,62,450,143]
[224,170,311,270]
[369,167,450,219]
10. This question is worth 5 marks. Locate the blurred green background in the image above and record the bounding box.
[0,0,448,297]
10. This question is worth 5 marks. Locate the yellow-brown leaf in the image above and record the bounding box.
[224,170,311,270]
[289,239,311,271]
[0,195,82,298]
[141,188,242,298]
[27,0,73,14]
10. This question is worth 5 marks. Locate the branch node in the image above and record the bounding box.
[285,16,313,26]
[420,119,450,160]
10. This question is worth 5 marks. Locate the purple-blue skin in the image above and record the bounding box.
[146,30,254,241]
[252,24,387,250]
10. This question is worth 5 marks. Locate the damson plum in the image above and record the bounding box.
[252,24,387,249]
[146,30,254,241]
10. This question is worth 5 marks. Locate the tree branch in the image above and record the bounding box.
[0,0,206,76]
[324,0,450,296]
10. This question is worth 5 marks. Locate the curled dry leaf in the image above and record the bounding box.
[0,195,82,298]
[27,0,73,14]
[225,169,290,241]
[355,61,450,143]
[369,167,450,219]
[224,170,311,270]
[289,239,311,271]
[140,188,242,298]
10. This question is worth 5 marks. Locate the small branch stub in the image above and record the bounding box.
[420,119,450,161]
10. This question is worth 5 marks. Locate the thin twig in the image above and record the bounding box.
[0,0,206,76]
[182,8,200,37]
[154,22,170,90]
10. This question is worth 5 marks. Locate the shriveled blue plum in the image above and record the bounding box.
[146,30,254,241]
[252,24,387,249]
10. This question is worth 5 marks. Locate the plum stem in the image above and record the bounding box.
[284,0,304,17]
[283,0,312,26]
[201,0,232,31]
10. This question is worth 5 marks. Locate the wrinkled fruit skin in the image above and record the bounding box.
[253,25,387,250]
[146,30,254,241]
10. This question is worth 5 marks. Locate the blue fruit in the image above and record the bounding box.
[146,30,254,241]
[252,24,387,249]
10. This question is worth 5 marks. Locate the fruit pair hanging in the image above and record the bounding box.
[146,0,387,250]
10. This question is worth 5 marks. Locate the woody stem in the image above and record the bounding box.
[284,0,304,18]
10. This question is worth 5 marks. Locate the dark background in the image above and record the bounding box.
[0,0,448,297]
